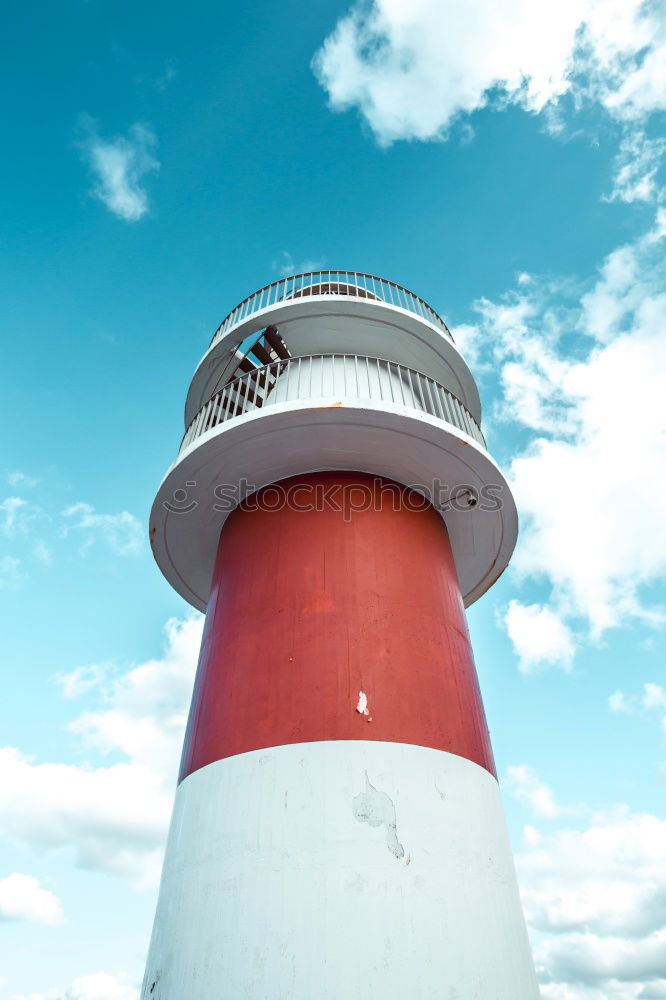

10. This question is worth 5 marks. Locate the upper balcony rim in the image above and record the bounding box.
[209,270,454,348]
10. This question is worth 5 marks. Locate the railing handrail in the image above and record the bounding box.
[210,271,453,346]
[180,353,483,455]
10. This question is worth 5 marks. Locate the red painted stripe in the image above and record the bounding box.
[179,473,496,782]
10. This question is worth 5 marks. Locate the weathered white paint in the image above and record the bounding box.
[355,691,369,715]
[150,400,518,612]
[142,742,540,1000]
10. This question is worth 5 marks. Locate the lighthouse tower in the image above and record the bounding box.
[144,271,539,998]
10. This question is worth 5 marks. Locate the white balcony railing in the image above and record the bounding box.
[210,271,453,347]
[180,354,483,454]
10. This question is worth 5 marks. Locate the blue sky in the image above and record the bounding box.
[1,1,666,997]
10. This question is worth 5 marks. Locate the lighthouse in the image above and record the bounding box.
[143,271,539,998]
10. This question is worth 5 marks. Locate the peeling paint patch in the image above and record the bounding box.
[353,771,405,859]
[355,691,369,715]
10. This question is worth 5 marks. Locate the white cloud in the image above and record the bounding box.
[0,497,40,537]
[643,683,666,711]
[539,933,666,997]
[61,503,143,557]
[55,664,110,700]
[464,212,666,654]
[273,251,325,277]
[313,0,666,145]
[516,800,666,997]
[449,321,486,370]
[544,929,666,985]
[78,119,159,222]
[13,971,138,1000]
[0,873,63,925]
[0,748,168,888]
[0,492,141,568]
[313,0,581,144]
[594,3,666,122]
[68,615,203,777]
[608,690,636,714]
[507,764,565,819]
[608,683,666,740]
[0,496,50,580]
[33,539,52,566]
[0,615,203,888]
[541,984,666,1000]
[6,471,39,489]
[606,131,666,204]
[503,601,576,673]
[0,555,23,590]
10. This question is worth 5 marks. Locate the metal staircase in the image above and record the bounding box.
[204,326,291,420]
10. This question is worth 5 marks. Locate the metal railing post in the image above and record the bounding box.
[181,354,483,453]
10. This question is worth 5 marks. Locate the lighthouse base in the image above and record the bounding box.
[142,740,539,999]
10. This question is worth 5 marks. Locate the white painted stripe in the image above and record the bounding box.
[142,741,539,999]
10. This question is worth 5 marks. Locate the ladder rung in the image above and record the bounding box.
[250,340,273,366]
[237,355,258,374]
[263,325,290,360]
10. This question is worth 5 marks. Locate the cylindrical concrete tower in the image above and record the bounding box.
[144,271,539,998]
